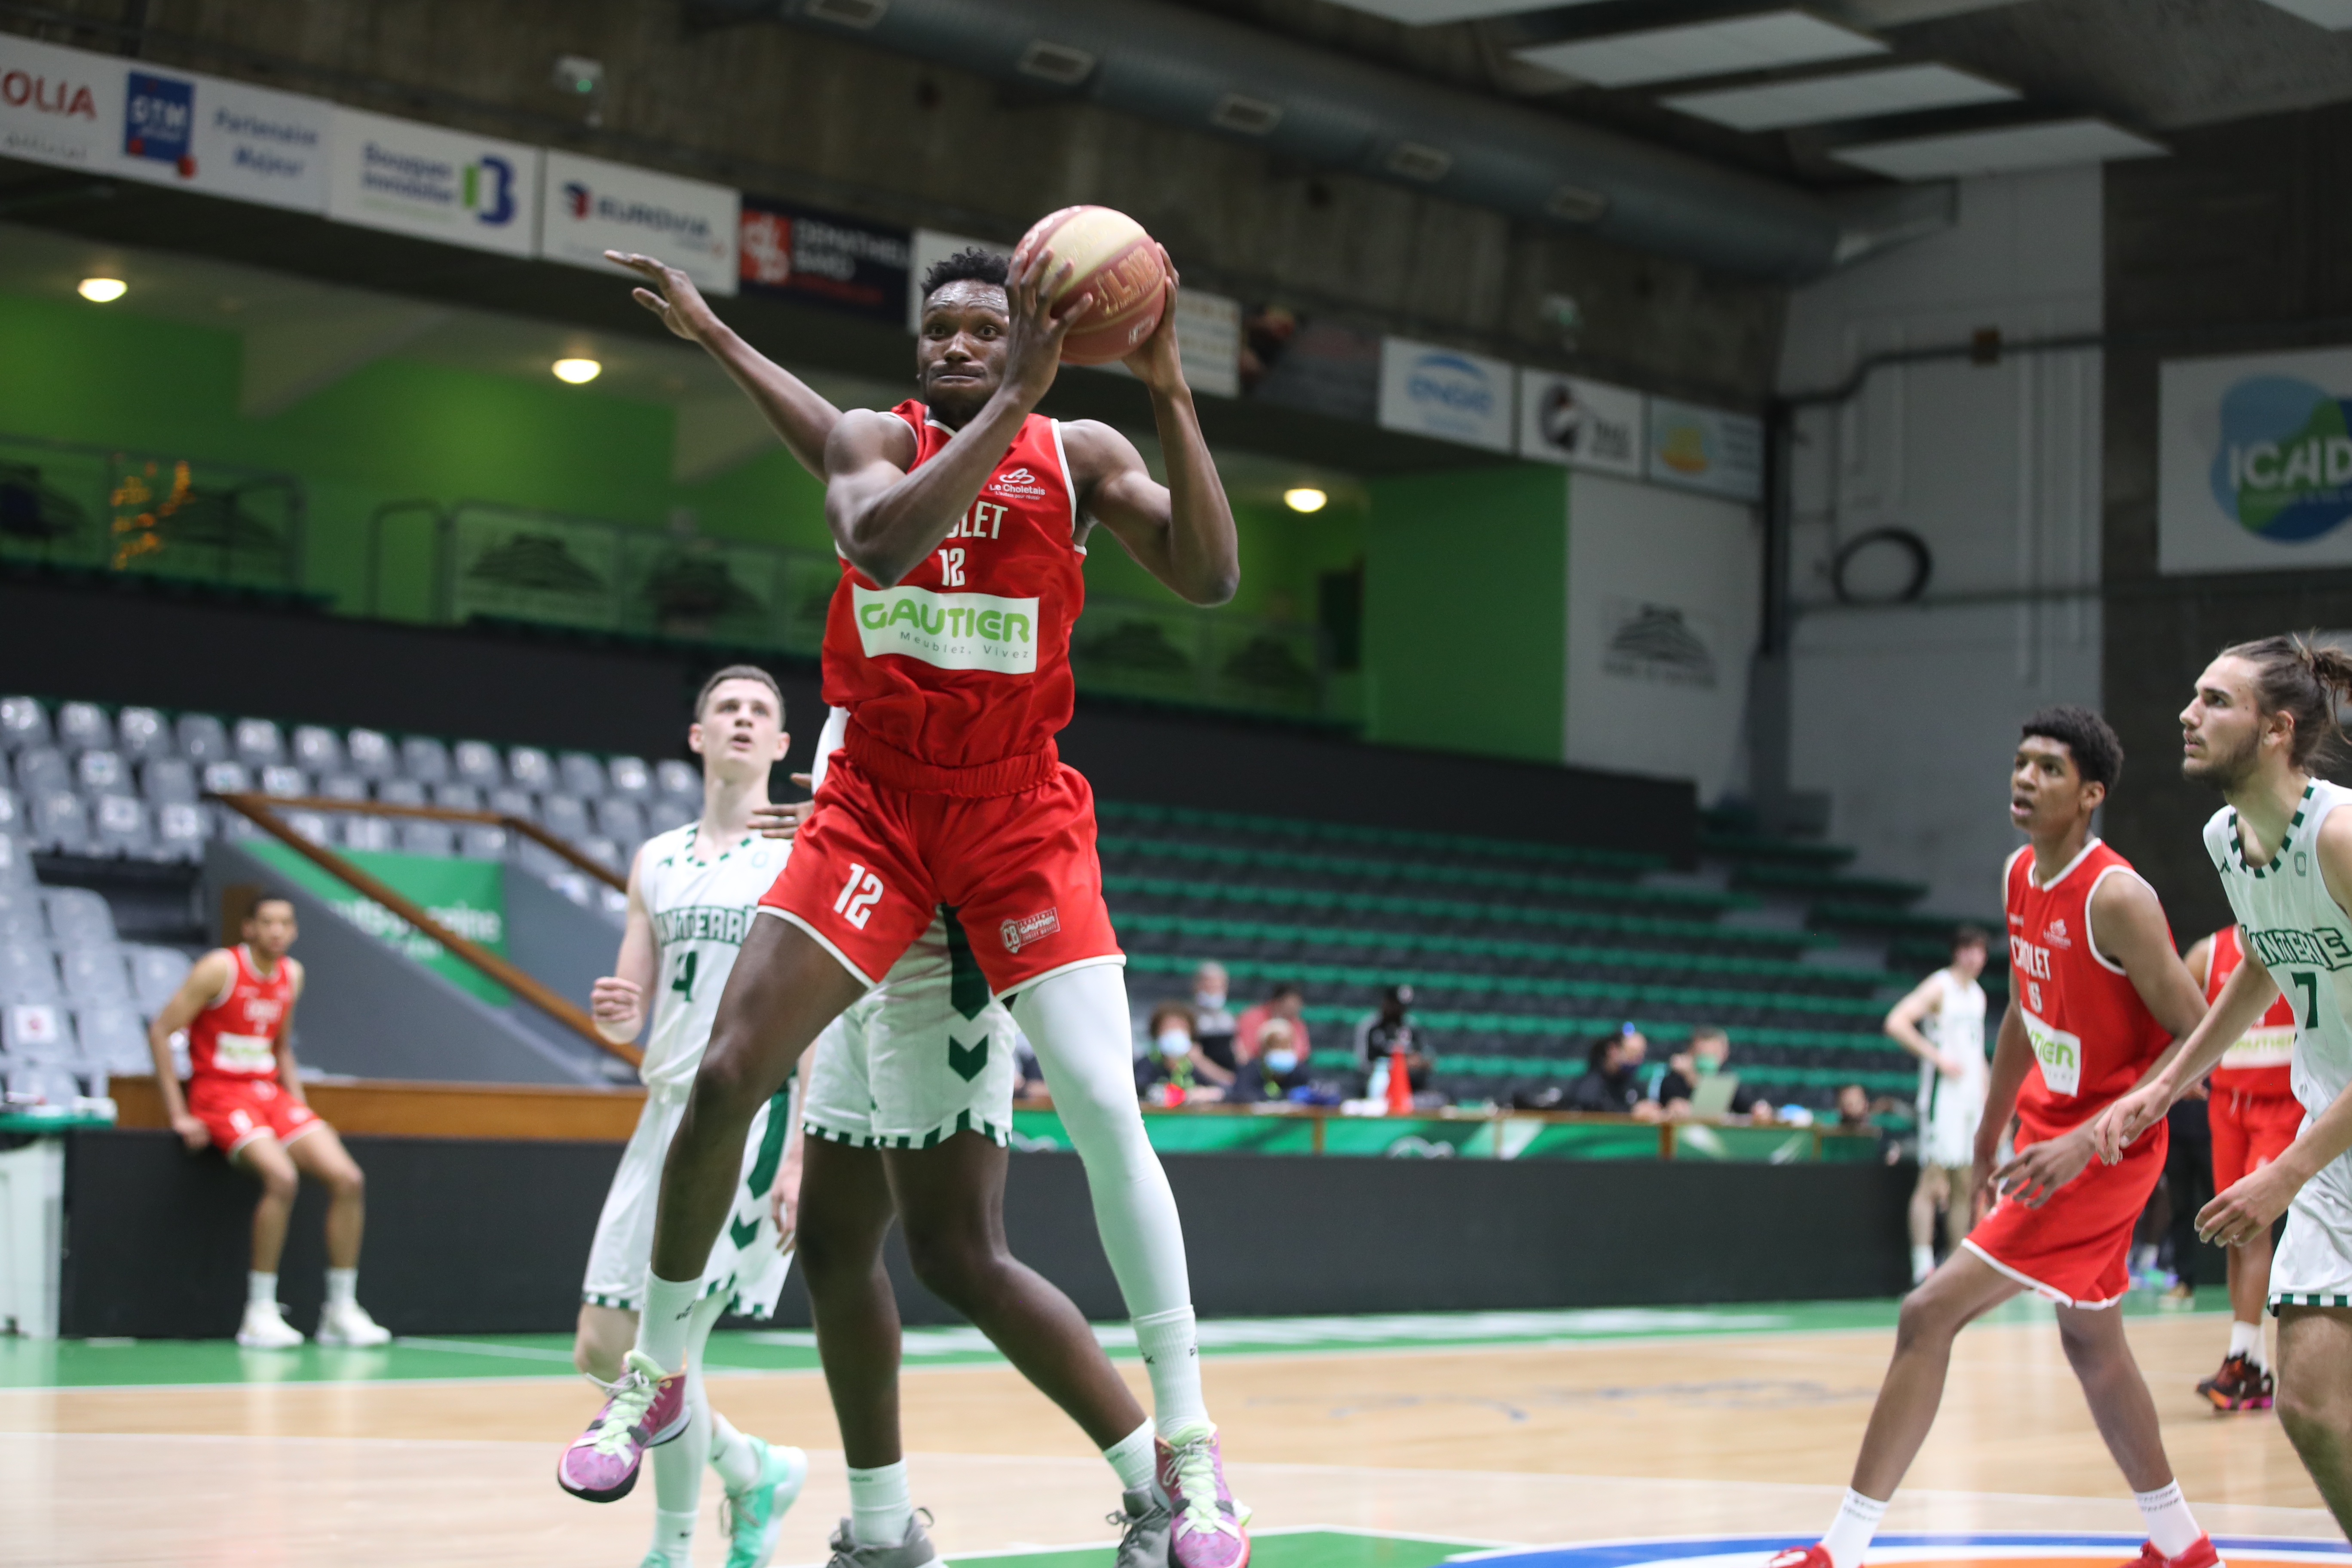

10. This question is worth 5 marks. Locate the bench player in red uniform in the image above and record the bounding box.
[567,243,1248,1568]
[1770,707,2218,1568]
[145,893,389,1349]
[2181,923,2299,1409]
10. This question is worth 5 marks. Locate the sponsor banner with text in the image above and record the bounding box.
[0,34,118,171]
[739,196,910,321]
[542,149,737,294]
[1516,370,1644,476]
[327,105,540,257]
[246,841,509,1005]
[2160,345,2352,574]
[1646,396,1763,502]
[1377,336,1514,453]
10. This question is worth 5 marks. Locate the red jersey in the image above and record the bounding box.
[819,402,1085,779]
[2003,839,2174,1133]
[187,943,293,1079]
[2205,923,2297,1093]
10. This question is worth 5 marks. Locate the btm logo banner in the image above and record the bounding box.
[124,71,194,178]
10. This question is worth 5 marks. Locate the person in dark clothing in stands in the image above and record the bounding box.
[1354,984,1434,1100]
[1568,1025,1662,1121]
[1189,961,1239,1072]
[1657,1025,1777,1124]
[1229,1017,1312,1104]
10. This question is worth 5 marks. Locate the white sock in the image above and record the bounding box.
[1134,1307,1210,1436]
[653,1289,725,1538]
[650,1507,697,1565]
[2134,1480,2202,1559]
[636,1273,700,1372]
[2228,1319,2264,1367]
[325,1267,357,1310]
[248,1271,278,1310]
[1103,1417,1158,1494]
[1910,1245,1934,1283]
[1821,1488,1889,1568]
[848,1461,913,1547]
[710,1409,762,1494]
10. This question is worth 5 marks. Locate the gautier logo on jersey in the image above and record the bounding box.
[853,585,1038,674]
[2212,375,2352,542]
[1000,908,1060,953]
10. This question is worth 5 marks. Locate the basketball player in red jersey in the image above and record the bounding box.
[145,894,389,1350]
[573,243,1249,1568]
[1770,708,2218,1568]
[2181,925,2299,1409]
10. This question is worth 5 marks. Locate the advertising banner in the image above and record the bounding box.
[1171,288,1241,399]
[327,106,540,257]
[113,63,330,211]
[739,196,911,321]
[542,149,736,294]
[1516,370,1645,476]
[0,34,118,171]
[246,841,509,1004]
[2159,346,2352,574]
[1377,337,1514,453]
[1646,397,1764,502]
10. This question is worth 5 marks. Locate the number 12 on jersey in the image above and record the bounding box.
[834,864,885,930]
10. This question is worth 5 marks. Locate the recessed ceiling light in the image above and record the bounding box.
[1833,118,2164,181]
[1663,63,2016,132]
[77,277,127,303]
[1514,10,1884,89]
[552,357,603,384]
[1283,487,1329,514]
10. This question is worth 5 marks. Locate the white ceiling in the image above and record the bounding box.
[1514,10,1886,89]
[1831,117,2167,179]
[1662,62,2017,131]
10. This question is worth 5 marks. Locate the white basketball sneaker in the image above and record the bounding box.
[236,1299,304,1349]
[316,1300,392,1347]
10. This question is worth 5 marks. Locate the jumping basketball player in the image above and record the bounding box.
[145,894,390,1350]
[1772,707,2219,1568]
[1883,926,1991,1284]
[2179,922,2297,1409]
[566,665,808,1568]
[572,248,1244,1568]
[2093,635,2352,1532]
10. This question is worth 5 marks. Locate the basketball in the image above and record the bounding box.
[1011,205,1170,365]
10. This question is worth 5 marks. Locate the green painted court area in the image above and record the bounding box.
[952,1528,1489,1568]
[0,1292,2226,1391]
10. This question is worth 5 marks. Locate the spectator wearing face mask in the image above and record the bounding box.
[1190,961,1239,1071]
[1568,1024,1663,1121]
[1230,1017,1311,1103]
[1135,1001,1234,1103]
[1236,981,1308,1061]
[1656,1025,1776,1124]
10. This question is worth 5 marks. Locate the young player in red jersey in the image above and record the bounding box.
[570,243,1248,1568]
[2181,924,2299,1408]
[145,893,389,1349]
[1769,707,2218,1568]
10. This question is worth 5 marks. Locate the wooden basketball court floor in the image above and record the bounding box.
[2,1294,2344,1567]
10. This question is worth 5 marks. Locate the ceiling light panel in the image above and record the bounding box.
[1833,118,2165,180]
[1327,0,1607,21]
[1663,63,2015,131]
[1515,10,1885,89]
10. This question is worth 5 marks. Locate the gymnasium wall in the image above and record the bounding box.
[1775,168,2107,920]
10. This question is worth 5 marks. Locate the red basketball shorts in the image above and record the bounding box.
[186,1075,322,1156]
[1963,1115,2167,1308]
[759,751,1121,998]
[2211,1085,2305,1190]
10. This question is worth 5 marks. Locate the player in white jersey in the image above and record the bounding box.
[2096,634,2352,1531]
[1883,925,1991,1283]
[567,665,809,1568]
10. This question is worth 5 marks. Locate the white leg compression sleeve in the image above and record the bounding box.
[650,1287,731,1536]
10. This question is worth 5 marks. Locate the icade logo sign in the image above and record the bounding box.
[2211,375,2352,542]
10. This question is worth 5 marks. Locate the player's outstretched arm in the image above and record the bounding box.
[1882,974,1958,1075]
[607,251,842,477]
[2092,948,2275,1164]
[591,848,658,1046]
[1974,998,2035,1206]
[147,949,234,1149]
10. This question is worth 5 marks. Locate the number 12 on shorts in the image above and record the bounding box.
[834,863,885,930]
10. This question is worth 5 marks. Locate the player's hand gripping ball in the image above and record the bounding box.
[1011,205,1169,366]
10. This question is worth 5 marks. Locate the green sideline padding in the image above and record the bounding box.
[245,841,509,1004]
[1008,1107,1883,1162]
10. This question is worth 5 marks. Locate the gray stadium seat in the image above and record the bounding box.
[558,753,607,798]
[400,736,451,784]
[55,701,111,753]
[607,757,652,800]
[398,820,455,857]
[655,760,698,798]
[584,835,624,874]
[646,797,694,836]
[0,696,50,753]
[453,740,503,789]
[90,794,154,860]
[285,810,332,845]
[594,798,646,845]
[75,749,125,794]
[346,727,395,779]
[433,782,483,811]
[44,889,116,946]
[0,890,39,941]
[260,765,308,799]
[15,747,69,797]
[128,946,189,1014]
[233,717,284,765]
[506,747,554,791]
[489,787,536,821]
[75,1003,150,1075]
[0,946,61,1003]
[31,791,89,854]
[155,803,207,862]
[340,816,395,852]
[0,835,30,886]
[540,795,591,842]
[199,760,252,796]
[174,713,229,763]
[377,778,426,807]
[141,757,197,804]
[9,1058,87,1104]
[0,788,20,840]
[460,825,508,860]
[59,944,130,1004]
[317,774,368,802]
[116,707,169,760]
[291,725,345,774]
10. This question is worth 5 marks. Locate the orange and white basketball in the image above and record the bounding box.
[1012,205,1169,366]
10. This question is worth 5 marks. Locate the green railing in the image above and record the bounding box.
[0,432,305,592]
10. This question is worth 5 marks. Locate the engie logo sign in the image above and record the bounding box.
[2163,345,2352,574]
[1377,337,1513,452]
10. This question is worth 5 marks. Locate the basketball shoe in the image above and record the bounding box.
[820,1511,943,1568]
[1111,1484,1173,1568]
[1157,1424,1250,1568]
[1764,1547,1829,1568]
[236,1299,303,1349]
[2122,1537,2222,1568]
[2196,1352,2274,1411]
[720,1438,809,1568]
[316,1300,391,1348]
[556,1350,688,1502]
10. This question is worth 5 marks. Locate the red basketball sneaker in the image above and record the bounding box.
[2196,1352,2275,1411]
[556,1351,688,1502]
[1765,1549,1833,1568]
[2121,1538,2222,1568]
